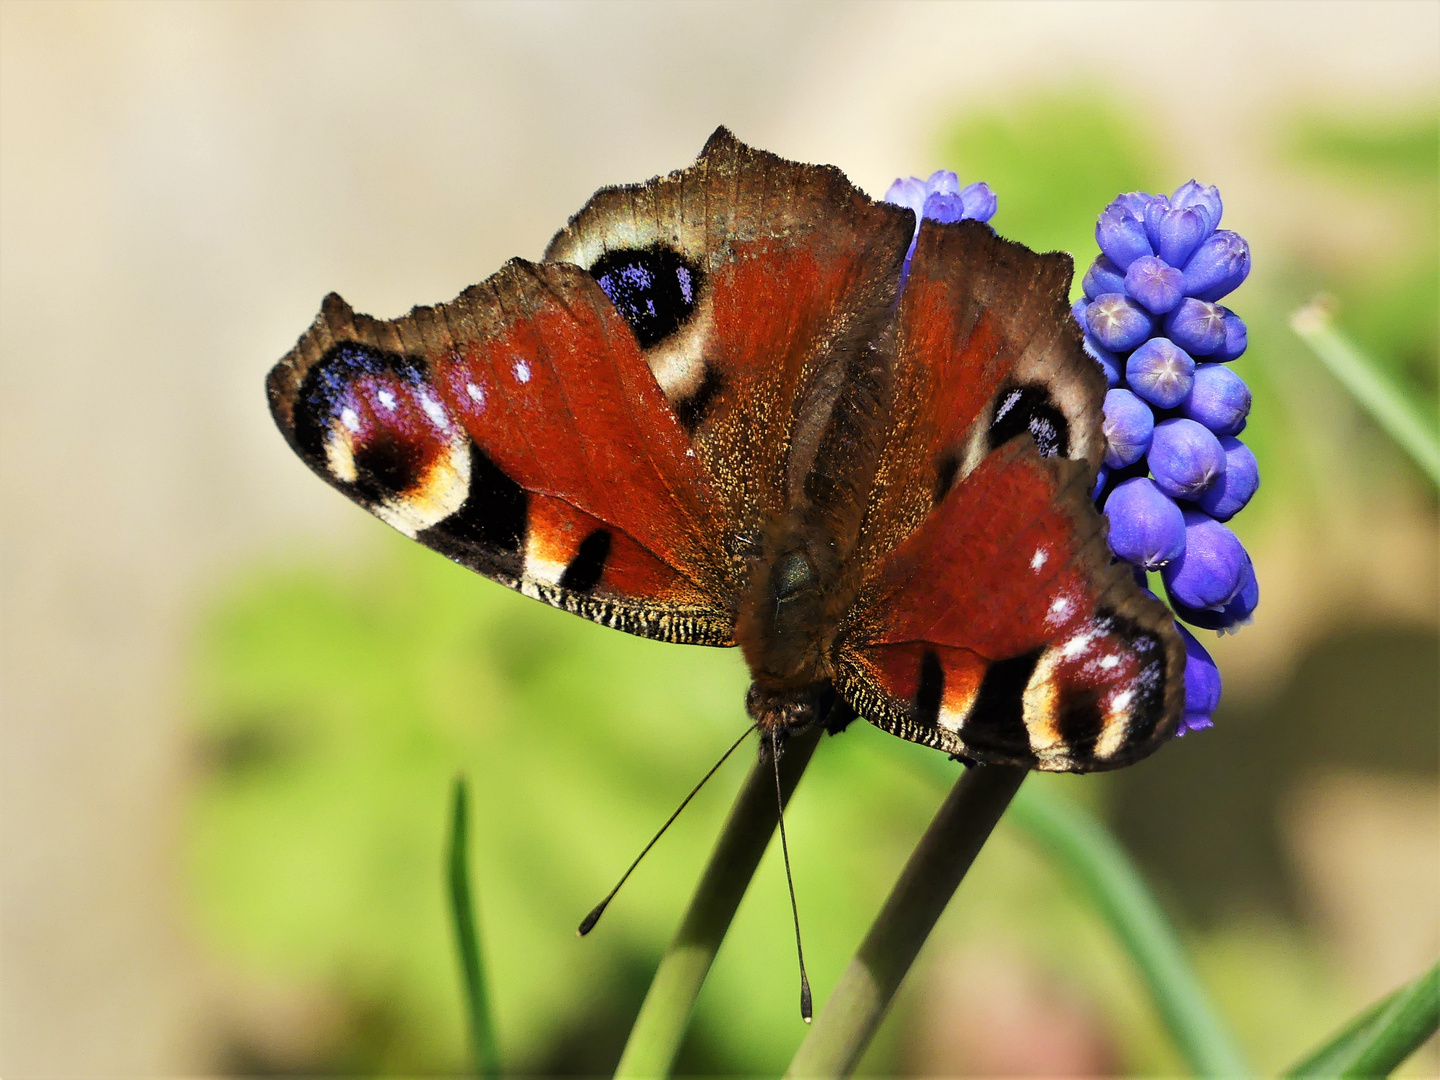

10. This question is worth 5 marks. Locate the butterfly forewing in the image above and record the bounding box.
[267,262,735,645]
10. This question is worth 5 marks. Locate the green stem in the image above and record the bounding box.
[615,726,823,1078]
[1006,780,1250,1077]
[786,764,1027,1077]
[1286,959,1440,1078]
[448,776,500,1077]
[1291,300,1440,488]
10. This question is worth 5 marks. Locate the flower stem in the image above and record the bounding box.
[1285,959,1439,1078]
[615,725,823,1078]
[1006,779,1250,1078]
[785,763,1027,1077]
[447,776,500,1077]
[1291,299,1440,488]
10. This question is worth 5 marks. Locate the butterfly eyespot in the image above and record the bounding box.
[988,382,1071,459]
[590,245,704,349]
[296,342,464,511]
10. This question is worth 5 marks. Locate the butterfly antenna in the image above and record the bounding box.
[772,729,813,1023]
[578,724,755,936]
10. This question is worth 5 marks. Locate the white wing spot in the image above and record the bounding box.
[1098,654,1120,671]
[376,388,397,411]
[339,406,360,433]
[513,359,531,384]
[418,391,449,431]
[1030,548,1049,571]
[1061,630,1096,659]
[1111,688,1135,714]
[465,381,486,406]
[1049,596,1071,618]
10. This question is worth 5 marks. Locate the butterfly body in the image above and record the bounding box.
[268,128,1186,771]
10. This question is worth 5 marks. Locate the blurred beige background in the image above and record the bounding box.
[2,1,1436,1075]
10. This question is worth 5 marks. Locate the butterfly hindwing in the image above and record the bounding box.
[267,260,735,645]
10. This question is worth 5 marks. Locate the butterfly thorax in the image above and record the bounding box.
[734,514,853,736]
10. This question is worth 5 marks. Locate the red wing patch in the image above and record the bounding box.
[838,442,1185,771]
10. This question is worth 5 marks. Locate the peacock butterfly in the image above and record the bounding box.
[267,127,1185,773]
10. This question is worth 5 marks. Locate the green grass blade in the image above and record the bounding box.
[448,775,500,1077]
[785,763,1027,1076]
[615,727,822,1079]
[1286,959,1440,1078]
[1004,780,1249,1077]
[1292,300,1440,488]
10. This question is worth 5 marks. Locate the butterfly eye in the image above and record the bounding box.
[988,382,1071,459]
[590,246,704,349]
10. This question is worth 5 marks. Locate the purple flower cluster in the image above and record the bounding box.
[1078,182,1260,734]
[884,170,997,278]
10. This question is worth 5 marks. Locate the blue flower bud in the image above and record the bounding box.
[1113,192,1159,218]
[1181,229,1251,302]
[926,169,960,196]
[1104,477,1186,569]
[1162,298,1227,356]
[884,176,927,217]
[1102,388,1154,467]
[1195,436,1259,521]
[1090,342,1123,386]
[1095,203,1153,270]
[1175,623,1221,734]
[1087,293,1154,352]
[1169,552,1258,633]
[1211,307,1248,362]
[1083,254,1128,300]
[1149,418,1227,499]
[923,190,968,223]
[1182,363,1252,436]
[1092,464,1110,502]
[1161,509,1246,611]
[959,181,997,223]
[1126,337,1195,408]
[1123,255,1185,314]
[1170,180,1223,232]
[1144,200,1211,269]
[1070,299,1121,385]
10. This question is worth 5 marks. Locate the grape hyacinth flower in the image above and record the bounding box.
[884,169,996,280]
[1078,180,1259,733]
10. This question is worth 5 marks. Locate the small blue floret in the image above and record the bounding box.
[1126,338,1195,409]
[1181,230,1251,302]
[1161,509,1247,611]
[1195,437,1260,521]
[1182,364,1252,436]
[1148,418,1227,500]
[1176,624,1222,733]
[1095,200,1154,269]
[1082,254,1128,300]
[1103,477,1186,570]
[1163,298,1228,356]
[1102,388,1155,468]
[1086,293,1154,352]
[1124,255,1186,314]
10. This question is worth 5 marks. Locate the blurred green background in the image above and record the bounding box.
[3,2,1436,1076]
